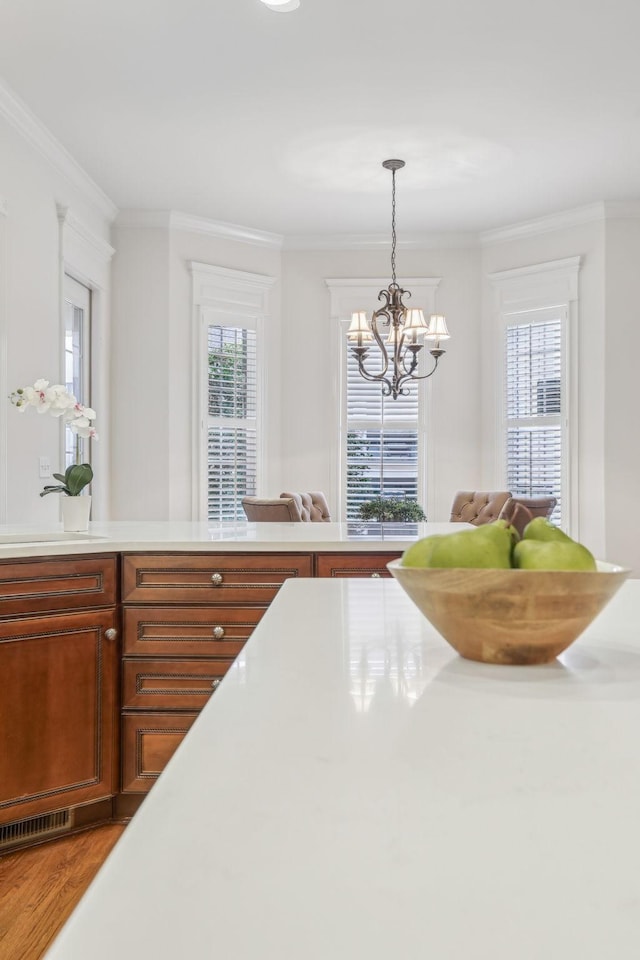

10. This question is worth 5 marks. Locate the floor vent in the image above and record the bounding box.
[0,809,72,850]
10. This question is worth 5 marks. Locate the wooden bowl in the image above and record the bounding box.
[387,560,630,665]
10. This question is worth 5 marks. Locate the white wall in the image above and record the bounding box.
[0,107,114,522]
[280,245,482,520]
[603,217,640,574]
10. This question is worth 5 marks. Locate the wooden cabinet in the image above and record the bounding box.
[0,555,119,853]
[0,546,409,836]
[316,552,401,578]
[120,553,313,798]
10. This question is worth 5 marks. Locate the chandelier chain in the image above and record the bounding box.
[390,168,397,286]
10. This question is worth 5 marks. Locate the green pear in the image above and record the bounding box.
[402,521,513,569]
[522,517,572,543]
[513,538,596,571]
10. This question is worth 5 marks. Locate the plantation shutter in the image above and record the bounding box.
[207,324,257,521]
[345,351,420,519]
[504,311,564,525]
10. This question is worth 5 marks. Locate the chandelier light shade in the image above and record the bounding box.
[346,159,450,399]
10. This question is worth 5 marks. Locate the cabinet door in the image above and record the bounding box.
[121,713,198,793]
[315,553,401,578]
[0,609,118,824]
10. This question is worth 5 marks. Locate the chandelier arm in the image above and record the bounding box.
[395,354,443,392]
[401,347,421,377]
[349,350,393,392]
[369,308,392,378]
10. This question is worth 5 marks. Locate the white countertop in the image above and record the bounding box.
[45,577,640,959]
[0,520,464,558]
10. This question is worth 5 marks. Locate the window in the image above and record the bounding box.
[63,274,91,467]
[207,323,258,521]
[344,349,423,520]
[503,307,566,526]
[491,256,579,535]
[191,262,273,522]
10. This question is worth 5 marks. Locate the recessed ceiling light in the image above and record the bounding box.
[260,0,300,11]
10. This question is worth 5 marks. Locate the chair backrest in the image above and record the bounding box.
[449,490,512,526]
[498,495,557,536]
[242,492,332,522]
[280,492,331,522]
[241,497,302,522]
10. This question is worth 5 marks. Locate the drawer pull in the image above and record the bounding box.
[370,573,381,579]
[212,626,225,639]
[211,679,222,690]
[105,628,118,640]
[211,572,223,586]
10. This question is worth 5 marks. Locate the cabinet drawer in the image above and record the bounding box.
[121,712,197,793]
[123,605,265,658]
[0,555,117,617]
[315,552,401,578]
[122,658,233,710]
[122,553,313,604]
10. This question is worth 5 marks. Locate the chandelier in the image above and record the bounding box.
[346,159,450,400]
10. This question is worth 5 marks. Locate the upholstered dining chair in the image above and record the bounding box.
[449,490,557,538]
[242,491,331,522]
[498,495,558,537]
[449,491,512,526]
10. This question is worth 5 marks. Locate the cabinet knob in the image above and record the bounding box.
[370,573,381,579]
[211,572,223,586]
[105,628,118,640]
[211,678,221,690]
[212,626,225,639]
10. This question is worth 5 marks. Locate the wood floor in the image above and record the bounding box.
[0,824,125,960]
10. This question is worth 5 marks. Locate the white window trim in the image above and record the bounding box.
[326,277,441,520]
[57,205,115,520]
[489,256,581,536]
[190,262,275,521]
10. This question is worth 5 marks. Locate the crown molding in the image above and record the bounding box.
[284,231,476,251]
[57,205,115,263]
[0,78,117,222]
[478,200,640,246]
[116,209,283,249]
[171,212,283,249]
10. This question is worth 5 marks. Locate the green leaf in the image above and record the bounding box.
[40,484,68,498]
[65,463,93,496]
[52,473,67,483]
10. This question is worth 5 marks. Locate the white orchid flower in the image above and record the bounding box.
[9,378,98,441]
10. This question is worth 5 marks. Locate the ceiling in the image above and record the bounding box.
[1,0,640,240]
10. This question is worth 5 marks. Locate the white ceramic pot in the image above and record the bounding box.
[61,495,92,532]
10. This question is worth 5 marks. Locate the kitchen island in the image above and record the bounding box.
[0,521,468,840]
[0,519,461,559]
[44,574,640,960]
